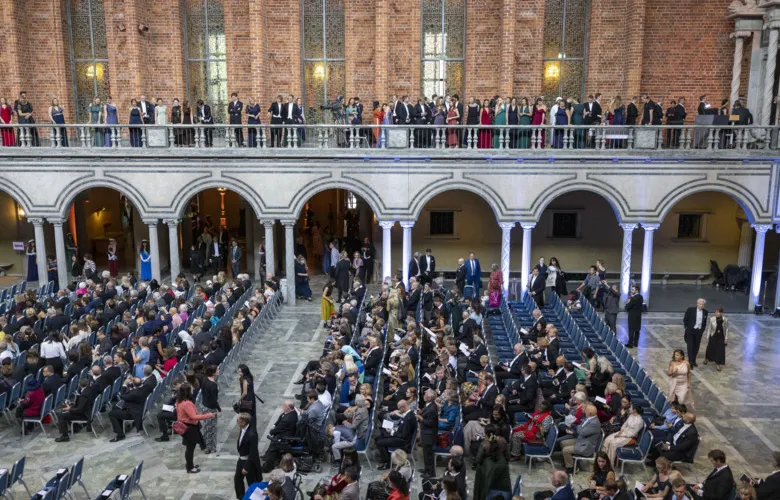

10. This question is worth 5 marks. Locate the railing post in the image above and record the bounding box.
[141,128,147,148]
[706,129,714,150]
[260,127,267,149]
[78,127,86,148]
[52,127,60,148]
[225,126,232,148]
[85,127,92,148]
[409,128,415,149]
[168,126,175,147]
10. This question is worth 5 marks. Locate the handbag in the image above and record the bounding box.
[232,399,253,413]
[172,420,187,435]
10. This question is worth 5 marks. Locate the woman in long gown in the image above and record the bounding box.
[446,98,460,148]
[311,221,324,269]
[107,238,119,277]
[48,98,68,146]
[155,98,168,126]
[488,263,503,308]
[493,97,506,149]
[704,307,728,370]
[295,255,312,301]
[552,98,569,148]
[507,98,519,149]
[88,97,105,147]
[352,251,364,283]
[378,103,392,148]
[478,100,492,149]
[610,96,626,148]
[667,349,694,407]
[531,98,547,147]
[182,100,194,146]
[25,240,38,282]
[517,97,532,148]
[571,98,585,148]
[465,97,480,146]
[321,281,335,323]
[129,99,142,147]
[171,98,182,146]
[104,97,118,146]
[246,98,261,148]
[139,240,152,280]
[372,101,382,145]
[0,98,15,146]
[602,403,645,465]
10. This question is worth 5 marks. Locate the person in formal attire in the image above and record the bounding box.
[603,403,644,464]
[418,248,436,286]
[626,96,639,126]
[245,97,261,148]
[228,92,244,146]
[375,399,416,469]
[267,95,283,147]
[282,94,299,146]
[195,99,213,146]
[14,91,39,146]
[171,97,183,145]
[106,238,118,277]
[53,377,100,441]
[465,252,482,299]
[547,470,576,500]
[560,404,601,473]
[261,400,299,471]
[703,306,728,371]
[128,98,143,147]
[88,97,105,147]
[690,450,734,500]
[335,251,352,303]
[237,364,258,428]
[0,97,16,147]
[750,451,780,500]
[454,257,466,295]
[360,237,375,284]
[641,94,656,125]
[235,412,262,499]
[229,239,242,278]
[25,240,38,282]
[48,97,68,146]
[139,240,152,281]
[683,298,708,368]
[155,97,168,127]
[667,349,694,407]
[698,95,713,115]
[108,366,157,442]
[208,237,224,273]
[624,285,643,348]
[176,382,215,474]
[295,255,312,301]
[138,94,154,124]
[417,389,439,478]
[528,267,545,307]
[733,100,754,126]
[600,281,620,333]
[462,373,498,423]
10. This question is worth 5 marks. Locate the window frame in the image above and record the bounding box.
[66,0,110,123]
[425,209,460,239]
[549,211,580,239]
[541,0,590,103]
[675,213,707,241]
[420,0,466,99]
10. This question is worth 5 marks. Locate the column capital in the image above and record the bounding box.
[280,219,296,227]
[498,222,517,231]
[28,217,45,226]
[520,222,536,230]
[399,220,415,228]
[378,220,396,229]
[260,219,275,228]
[751,223,773,233]
[731,30,754,38]
[620,223,639,232]
[640,222,660,231]
[47,217,65,225]
[142,218,159,226]
[163,218,180,226]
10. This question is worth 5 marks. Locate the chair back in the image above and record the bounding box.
[67,376,79,398]
[512,474,523,496]
[545,425,558,451]
[132,461,144,491]
[40,394,54,418]
[70,457,85,485]
[0,469,8,496]
[646,385,659,407]
[101,385,112,408]
[54,385,67,408]
[118,474,133,500]
[0,391,7,412]
[90,394,103,422]
[638,429,653,456]
[55,471,70,500]
[10,456,25,487]
[9,382,21,403]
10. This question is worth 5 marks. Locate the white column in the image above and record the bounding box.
[520,222,535,297]
[379,221,395,281]
[165,219,180,281]
[253,218,263,281]
[49,218,69,289]
[144,219,161,282]
[737,220,753,267]
[29,218,48,285]
[748,224,772,310]
[400,221,414,290]
[619,223,638,302]
[761,26,779,125]
[282,220,296,306]
[639,223,659,308]
[499,222,515,295]
[774,225,780,312]
[262,220,275,277]
[730,31,750,111]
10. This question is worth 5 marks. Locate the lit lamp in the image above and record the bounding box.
[86,63,105,80]
[313,63,325,80]
[16,206,25,221]
[545,61,560,80]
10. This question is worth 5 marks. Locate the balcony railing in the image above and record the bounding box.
[0,123,776,152]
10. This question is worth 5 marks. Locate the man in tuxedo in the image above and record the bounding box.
[235,412,262,499]
[641,94,656,125]
[54,378,101,442]
[228,92,244,146]
[408,251,421,283]
[283,94,299,145]
[360,237,375,284]
[268,95,284,147]
[455,258,466,295]
[691,450,734,500]
[505,364,538,415]
[108,366,157,441]
[528,267,546,307]
[624,285,643,348]
[603,480,630,500]
[549,362,578,405]
[138,94,154,124]
[208,238,224,272]
[549,470,576,500]
[648,412,699,464]
[195,99,213,146]
[465,252,482,299]
[683,298,708,368]
[417,389,439,477]
[41,365,64,396]
[733,100,754,125]
[375,399,416,469]
[46,305,70,334]
[626,96,639,125]
[261,400,299,470]
[334,251,352,302]
[419,248,436,286]
[753,452,780,500]
[102,355,122,387]
[229,239,242,278]
[395,95,412,125]
[495,343,527,388]
[698,95,713,115]
[414,98,429,146]
[462,373,497,422]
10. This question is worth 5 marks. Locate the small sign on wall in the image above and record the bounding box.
[12,241,24,251]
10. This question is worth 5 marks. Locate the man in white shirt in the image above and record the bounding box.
[550,97,561,126]
[683,298,708,368]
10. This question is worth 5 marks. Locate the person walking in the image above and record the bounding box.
[234,412,262,499]
[683,298,708,368]
[176,382,216,474]
[624,285,643,348]
[703,306,728,371]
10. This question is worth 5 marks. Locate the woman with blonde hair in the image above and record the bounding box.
[704,306,728,371]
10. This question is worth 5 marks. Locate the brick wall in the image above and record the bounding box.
[387,0,420,98]
[264,0,302,102]
[513,0,544,98]
[464,0,503,99]
[586,0,629,98]
[346,0,376,121]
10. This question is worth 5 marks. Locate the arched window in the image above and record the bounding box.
[345,191,357,210]
[542,0,588,102]
[183,0,228,123]
[66,0,110,122]
[421,0,465,98]
[302,0,346,124]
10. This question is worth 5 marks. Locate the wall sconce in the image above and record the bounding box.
[545,61,560,80]
[16,206,25,221]
[117,23,126,31]
[314,63,325,80]
[138,23,149,33]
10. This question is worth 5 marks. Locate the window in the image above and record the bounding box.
[66,0,110,123]
[303,0,346,124]
[430,211,455,236]
[677,214,703,239]
[421,0,465,98]
[552,212,578,238]
[345,191,357,210]
[183,0,228,123]
[542,0,588,103]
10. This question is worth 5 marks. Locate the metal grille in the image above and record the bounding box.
[183,0,228,124]
[430,211,455,236]
[302,0,346,124]
[421,0,465,98]
[542,0,588,103]
[67,0,111,123]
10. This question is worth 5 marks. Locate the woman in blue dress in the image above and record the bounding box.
[103,96,118,146]
[610,96,626,148]
[507,97,519,148]
[25,240,38,282]
[553,98,570,148]
[140,240,152,280]
[571,98,586,148]
[295,255,312,301]
[129,98,142,147]
[378,103,392,148]
[48,98,68,146]
[246,98,261,148]
[88,97,104,147]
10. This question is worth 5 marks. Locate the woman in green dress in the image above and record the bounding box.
[492,97,506,149]
[518,97,533,148]
[87,97,105,147]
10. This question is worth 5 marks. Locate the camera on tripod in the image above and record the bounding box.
[320,95,345,123]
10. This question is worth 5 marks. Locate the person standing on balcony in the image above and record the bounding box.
[283,94,299,146]
[88,97,105,147]
[246,98,261,148]
[626,96,639,126]
[0,97,16,146]
[129,99,142,147]
[138,94,154,124]
[228,92,243,147]
[195,99,213,147]
[267,95,283,147]
[104,96,118,146]
[296,97,306,144]
[640,94,655,126]
[48,98,68,147]
[15,91,39,146]
[155,98,168,127]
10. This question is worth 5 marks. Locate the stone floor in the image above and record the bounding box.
[1,280,779,499]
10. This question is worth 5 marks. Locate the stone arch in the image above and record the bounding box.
[56,177,149,219]
[0,176,34,217]
[410,180,504,222]
[530,181,627,223]
[657,182,762,224]
[290,179,383,219]
[172,178,264,220]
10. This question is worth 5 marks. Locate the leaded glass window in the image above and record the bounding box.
[421,0,465,99]
[67,0,110,122]
[542,0,588,103]
[302,0,346,124]
[184,0,228,123]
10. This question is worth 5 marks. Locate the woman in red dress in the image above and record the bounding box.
[446,98,460,148]
[0,97,16,146]
[531,98,547,147]
[478,99,492,148]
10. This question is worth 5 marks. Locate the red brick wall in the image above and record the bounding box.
[346,0,376,120]
[264,0,302,102]
[140,0,186,102]
[586,0,629,99]
[513,0,544,99]
[224,0,253,104]
[464,0,503,99]
[387,0,420,98]
[105,0,145,114]
[374,0,390,103]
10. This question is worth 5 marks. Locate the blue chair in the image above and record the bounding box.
[65,457,91,499]
[8,456,32,498]
[616,429,653,475]
[572,430,605,474]
[129,461,149,500]
[0,469,10,500]
[512,474,523,496]
[23,393,54,437]
[523,425,558,469]
[2,383,20,425]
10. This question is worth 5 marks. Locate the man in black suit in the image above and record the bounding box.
[208,238,224,272]
[603,480,630,500]
[641,94,656,125]
[733,100,754,126]
[267,95,284,147]
[101,356,122,387]
[495,343,527,389]
[54,378,101,442]
[282,94,299,146]
[683,298,708,367]
[528,267,545,307]
[418,389,439,477]
[462,373,497,422]
[691,450,734,500]
[549,362,578,405]
[405,280,421,313]
[361,238,376,284]
[419,248,436,286]
[395,96,412,125]
[334,251,352,302]
[698,95,714,115]
[753,451,780,500]
[195,99,214,146]
[455,258,466,295]
[362,341,382,380]
[235,412,263,499]
[261,400,298,470]
[45,306,70,334]
[375,399,416,469]
[228,92,244,146]
[108,366,157,441]
[626,96,639,125]
[409,251,421,283]
[137,95,154,124]
[624,285,643,348]
[41,365,64,397]
[414,98,429,147]
[505,364,538,415]
[648,412,699,464]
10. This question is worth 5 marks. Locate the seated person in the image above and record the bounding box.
[261,400,299,472]
[374,399,416,470]
[54,378,102,442]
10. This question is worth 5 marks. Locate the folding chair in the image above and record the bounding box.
[523,425,558,469]
[66,457,91,500]
[129,461,149,500]
[8,456,32,498]
[22,394,53,437]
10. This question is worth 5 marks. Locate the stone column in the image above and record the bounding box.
[499,222,515,295]
[144,219,161,282]
[748,224,772,310]
[639,223,659,308]
[737,220,753,267]
[400,221,414,290]
[165,219,180,281]
[49,217,69,289]
[282,220,296,306]
[30,218,48,285]
[619,223,638,302]
[730,31,751,110]
[520,223,535,298]
[262,220,275,277]
[761,21,780,125]
[775,225,780,312]
[253,218,263,281]
[379,221,395,281]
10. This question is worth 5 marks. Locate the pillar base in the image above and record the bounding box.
[772,307,780,318]
[754,304,764,315]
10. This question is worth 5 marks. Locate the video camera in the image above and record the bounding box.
[320,95,345,123]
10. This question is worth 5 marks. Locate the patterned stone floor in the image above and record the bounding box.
[1,281,779,499]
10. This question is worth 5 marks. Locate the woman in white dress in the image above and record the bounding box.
[155,98,168,124]
[667,349,694,407]
[602,403,645,464]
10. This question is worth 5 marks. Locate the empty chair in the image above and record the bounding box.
[8,456,32,498]
[129,461,149,500]
[66,457,91,499]
[616,429,653,475]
